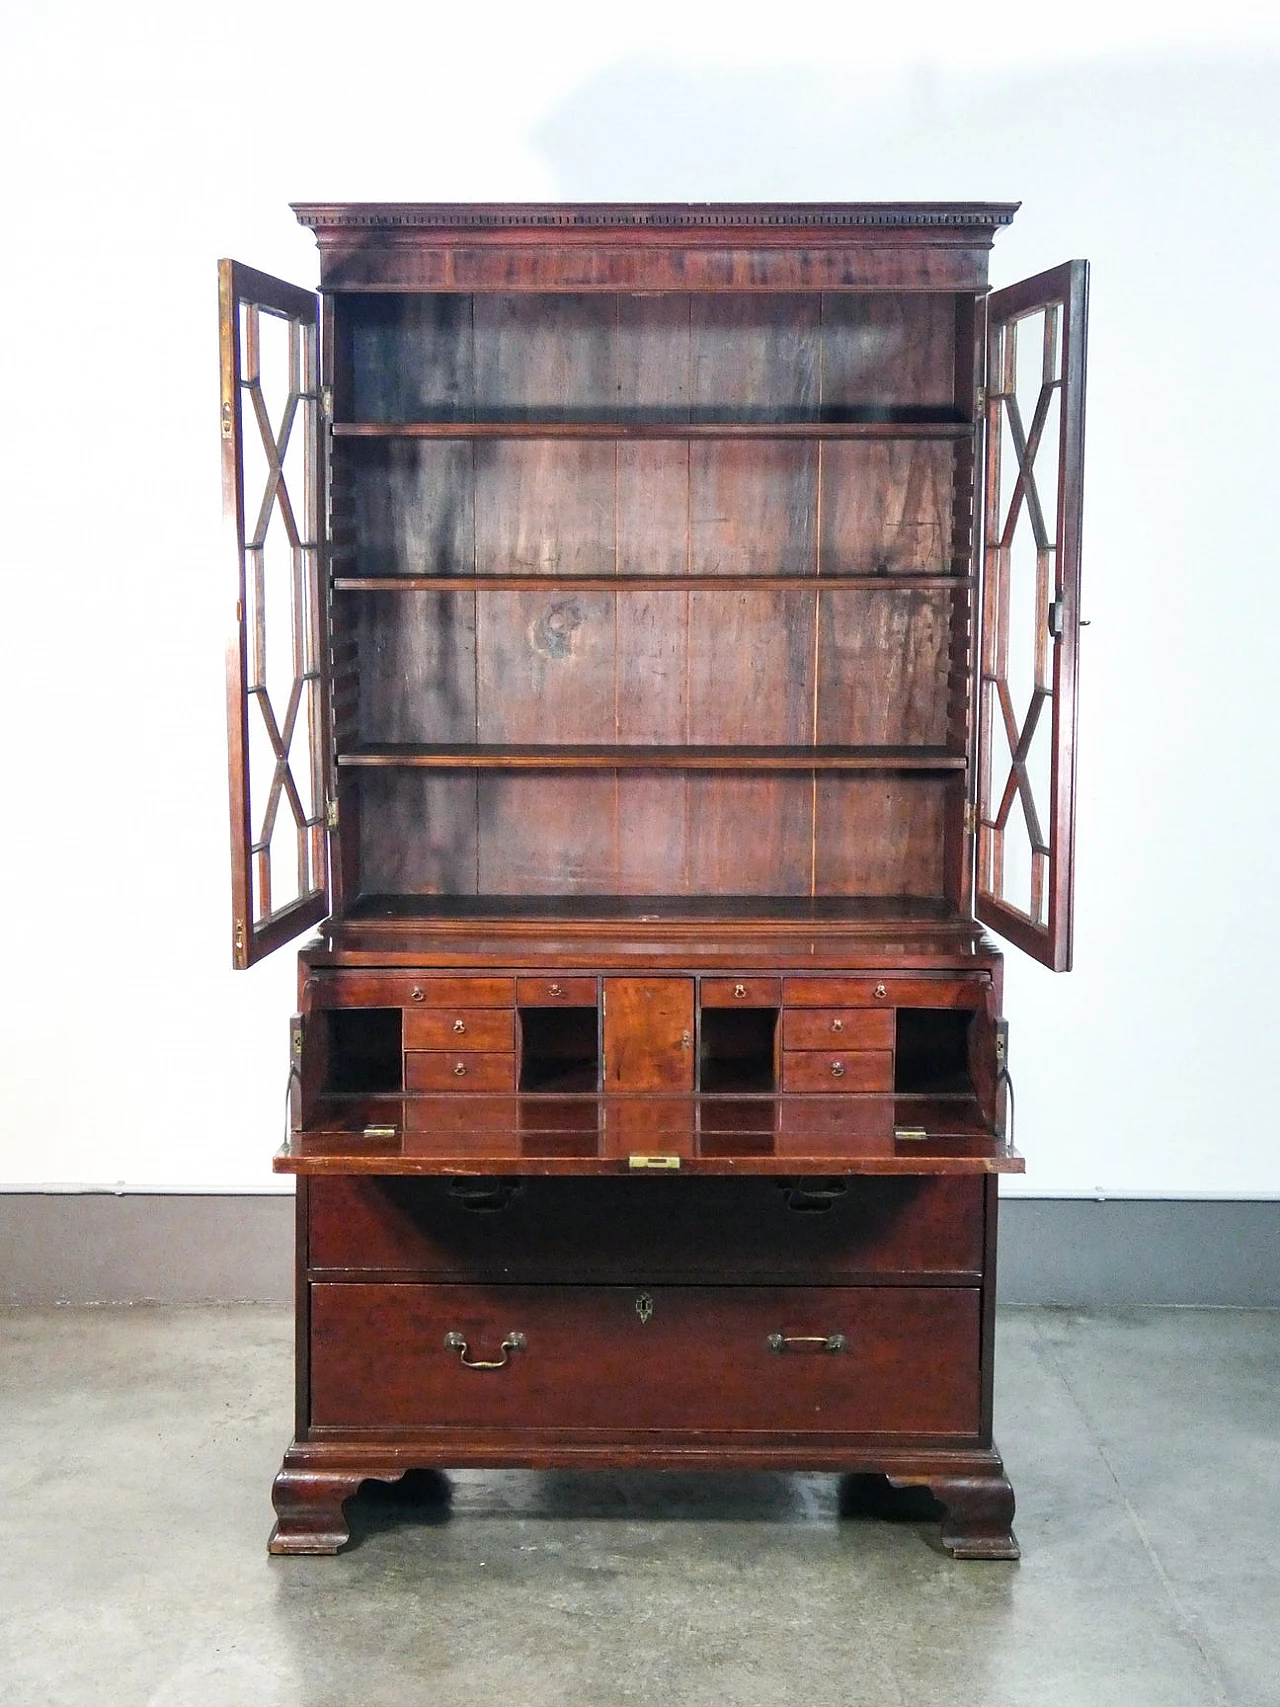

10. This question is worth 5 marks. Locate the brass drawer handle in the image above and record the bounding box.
[830,1061,845,1078]
[410,986,426,1003]
[874,983,887,999]
[831,1017,843,1032]
[767,1332,846,1355]
[547,983,565,998]
[453,1018,466,1033]
[734,983,747,998]
[453,1062,467,1077]
[444,1330,526,1370]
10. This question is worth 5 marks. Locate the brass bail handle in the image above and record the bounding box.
[767,1332,847,1354]
[444,1330,527,1370]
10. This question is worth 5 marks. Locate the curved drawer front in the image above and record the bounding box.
[310,1282,981,1437]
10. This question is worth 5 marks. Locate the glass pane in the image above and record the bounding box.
[982,299,1068,929]
[232,281,323,932]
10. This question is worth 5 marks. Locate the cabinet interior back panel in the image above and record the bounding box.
[335,291,959,422]
[344,589,958,750]
[349,770,953,900]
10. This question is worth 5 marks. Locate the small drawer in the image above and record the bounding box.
[783,977,985,1009]
[405,1052,515,1092]
[404,1009,515,1051]
[782,1009,894,1051]
[782,1050,894,1093]
[405,978,514,1009]
[314,975,514,1010]
[516,976,597,1006]
[701,978,782,1007]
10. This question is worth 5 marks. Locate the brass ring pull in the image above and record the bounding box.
[767,1332,846,1354]
[874,983,887,999]
[733,983,747,998]
[830,1061,845,1078]
[831,1017,843,1032]
[410,986,425,1003]
[444,1330,526,1370]
[453,1062,467,1077]
[548,983,564,997]
[453,1019,466,1033]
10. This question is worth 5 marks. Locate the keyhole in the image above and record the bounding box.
[635,1292,654,1325]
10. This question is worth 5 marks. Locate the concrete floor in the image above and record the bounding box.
[1,1308,1276,1707]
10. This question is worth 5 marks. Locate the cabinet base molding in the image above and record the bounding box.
[268,1439,1016,1559]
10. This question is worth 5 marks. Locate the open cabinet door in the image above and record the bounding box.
[220,261,329,968]
[976,261,1088,971]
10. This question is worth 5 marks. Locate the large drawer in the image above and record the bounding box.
[306,1176,985,1279]
[309,1282,981,1437]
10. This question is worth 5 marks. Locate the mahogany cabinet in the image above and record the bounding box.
[220,203,1087,1559]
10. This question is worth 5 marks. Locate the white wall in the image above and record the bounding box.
[1,1,1276,1194]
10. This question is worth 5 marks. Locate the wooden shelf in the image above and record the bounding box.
[336,744,969,772]
[332,419,973,442]
[333,573,976,593]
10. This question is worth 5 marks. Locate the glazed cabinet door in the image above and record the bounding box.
[220,262,330,968]
[976,261,1088,971]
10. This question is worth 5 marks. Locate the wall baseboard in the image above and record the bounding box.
[1,1192,1277,1308]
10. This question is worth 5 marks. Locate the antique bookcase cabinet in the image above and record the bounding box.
[220,202,1087,1559]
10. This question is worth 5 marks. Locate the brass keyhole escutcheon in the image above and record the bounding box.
[454,1062,467,1077]
[453,1019,466,1033]
[733,983,746,998]
[680,1030,692,1050]
[831,1017,843,1032]
[635,1292,654,1325]
[873,983,887,999]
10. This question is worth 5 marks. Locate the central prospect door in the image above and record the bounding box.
[603,979,695,1091]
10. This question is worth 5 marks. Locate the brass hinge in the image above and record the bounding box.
[325,799,339,830]
[234,918,245,953]
[629,1154,681,1171]
[290,1016,304,1058]
[964,801,979,835]
[221,399,233,439]
[1048,600,1065,638]
[320,385,333,418]
[976,385,988,414]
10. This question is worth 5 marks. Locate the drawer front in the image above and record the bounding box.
[310,1282,981,1437]
[783,977,985,1009]
[701,978,782,1007]
[782,1009,894,1051]
[516,976,597,1006]
[315,975,514,1010]
[782,1051,894,1093]
[306,1176,985,1280]
[405,1052,515,1092]
[404,1009,515,1051]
